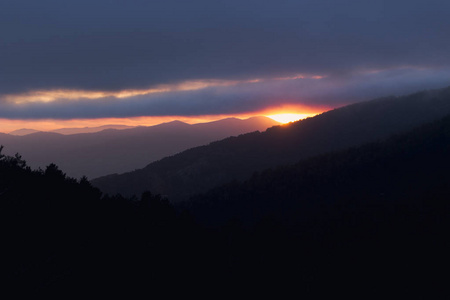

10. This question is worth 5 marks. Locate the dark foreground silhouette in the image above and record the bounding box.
[3,115,450,297]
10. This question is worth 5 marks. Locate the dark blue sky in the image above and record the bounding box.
[1,0,449,121]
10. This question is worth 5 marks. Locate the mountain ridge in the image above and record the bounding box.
[7,124,136,136]
[187,112,450,225]
[92,86,450,201]
[0,116,279,179]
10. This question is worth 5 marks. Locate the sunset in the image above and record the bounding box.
[267,113,314,124]
[2,0,449,296]
[2,1,450,131]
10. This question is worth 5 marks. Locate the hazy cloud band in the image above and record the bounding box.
[1,68,449,119]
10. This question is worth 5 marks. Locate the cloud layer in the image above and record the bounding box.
[1,68,449,119]
[1,0,450,119]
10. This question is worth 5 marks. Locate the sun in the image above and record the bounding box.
[267,113,312,124]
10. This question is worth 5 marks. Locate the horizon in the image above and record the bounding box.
[1,1,450,133]
[0,111,318,134]
[3,1,449,294]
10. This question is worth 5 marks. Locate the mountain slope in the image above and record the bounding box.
[0,116,278,179]
[3,115,449,296]
[188,113,450,225]
[92,86,450,200]
[181,109,450,296]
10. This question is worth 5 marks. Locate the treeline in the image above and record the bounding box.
[2,148,308,296]
[3,114,450,296]
[2,149,205,295]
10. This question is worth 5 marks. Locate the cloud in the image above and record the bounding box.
[1,67,449,119]
[2,78,264,104]
[1,0,450,96]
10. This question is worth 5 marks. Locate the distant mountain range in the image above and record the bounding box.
[92,86,450,201]
[4,88,450,296]
[5,111,448,296]
[0,116,279,179]
[8,128,41,136]
[8,124,135,136]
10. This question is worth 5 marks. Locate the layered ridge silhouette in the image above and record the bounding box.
[93,86,450,201]
[7,125,135,136]
[3,93,449,296]
[0,116,278,179]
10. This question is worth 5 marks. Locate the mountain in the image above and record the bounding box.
[51,124,134,135]
[188,113,450,225]
[92,86,450,200]
[7,125,134,136]
[180,110,450,296]
[3,113,448,296]
[0,116,279,179]
[8,128,41,136]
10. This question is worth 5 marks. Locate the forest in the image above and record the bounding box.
[3,111,449,297]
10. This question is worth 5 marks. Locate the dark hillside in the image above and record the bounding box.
[93,86,450,200]
[181,114,450,296]
[0,150,230,296]
[188,114,450,225]
[3,113,449,296]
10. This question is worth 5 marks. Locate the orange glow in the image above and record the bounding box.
[0,114,257,133]
[261,103,327,124]
[267,113,312,124]
[0,72,332,133]
[0,104,331,133]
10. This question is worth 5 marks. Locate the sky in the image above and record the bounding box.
[1,0,450,131]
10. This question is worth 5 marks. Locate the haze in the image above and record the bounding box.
[1,0,449,131]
